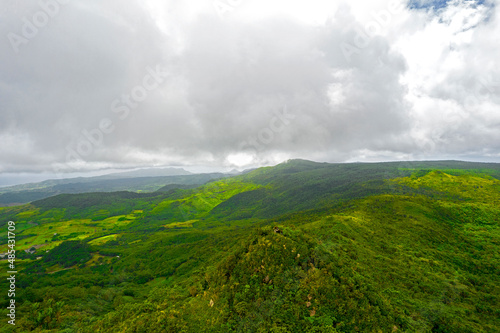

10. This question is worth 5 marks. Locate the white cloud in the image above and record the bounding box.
[393,0,499,159]
[0,0,499,179]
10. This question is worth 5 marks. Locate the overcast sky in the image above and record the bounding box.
[0,0,499,184]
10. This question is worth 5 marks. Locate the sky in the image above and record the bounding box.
[0,0,499,185]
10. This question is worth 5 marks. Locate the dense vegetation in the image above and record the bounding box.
[0,160,499,332]
[42,240,92,268]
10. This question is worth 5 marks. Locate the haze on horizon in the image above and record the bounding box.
[1,0,499,186]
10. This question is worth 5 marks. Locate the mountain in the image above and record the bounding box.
[0,169,230,206]
[87,167,192,179]
[0,167,191,193]
[0,160,499,332]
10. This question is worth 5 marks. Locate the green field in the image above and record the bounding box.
[0,211,140,253]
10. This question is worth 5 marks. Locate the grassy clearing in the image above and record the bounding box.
[163,220,197,229]
[0,212,139,252]
[88,234,120,246]
[16,208,40,219]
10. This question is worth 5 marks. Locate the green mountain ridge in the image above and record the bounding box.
[0,173,231,207]
[0,160,499,332]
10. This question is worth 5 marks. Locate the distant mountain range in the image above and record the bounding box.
[0,167,235,206]
[84,167,192,179]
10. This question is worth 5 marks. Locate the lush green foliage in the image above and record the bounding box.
[42,240,92,268]
[0,160,499,332]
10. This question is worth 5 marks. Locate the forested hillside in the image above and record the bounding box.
[0,160,499,332]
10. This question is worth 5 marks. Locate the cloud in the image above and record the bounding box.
[0,0,168,172]
[394,0,500,159]
[0,0,499,178]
